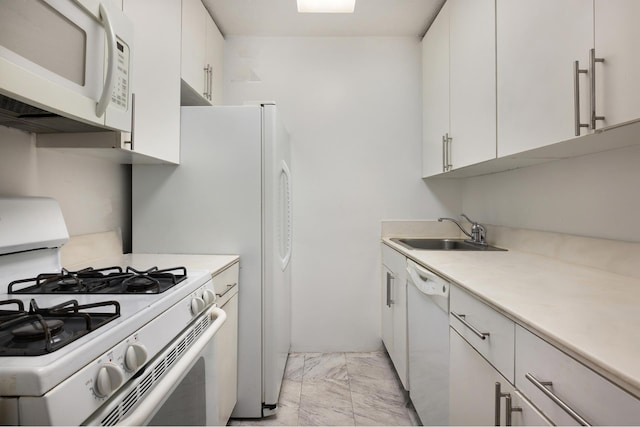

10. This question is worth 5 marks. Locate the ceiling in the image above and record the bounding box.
[203,0,445,37]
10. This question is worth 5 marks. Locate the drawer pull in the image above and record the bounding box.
[451,312,490,340]
[525,373,591,426]
[216,282,237,298]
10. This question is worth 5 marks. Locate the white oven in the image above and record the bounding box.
[0,0,134,133]
[0,198,239,426]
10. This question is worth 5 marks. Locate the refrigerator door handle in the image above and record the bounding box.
[281,160,292,271]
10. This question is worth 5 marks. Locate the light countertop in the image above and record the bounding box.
[383,237,640,399]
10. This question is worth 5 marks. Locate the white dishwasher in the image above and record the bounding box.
[407,260,450,426]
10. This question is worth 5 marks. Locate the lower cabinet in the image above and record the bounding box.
[381,244,408,389]
[450,326,551,426]
[515,325,640,426]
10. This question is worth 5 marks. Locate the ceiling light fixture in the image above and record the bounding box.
[297,0,356,13]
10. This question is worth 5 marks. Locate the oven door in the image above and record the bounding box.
[83,306,226,426]
[0,0,133,132]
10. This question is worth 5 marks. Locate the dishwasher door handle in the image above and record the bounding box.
[406,261,449,297]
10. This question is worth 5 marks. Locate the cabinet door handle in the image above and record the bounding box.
[386,272,394,307]
[446,133,452,171]
[451,312,489,340]
[207,64,213,101]
[495,382,522,427]
[203,65,209,99]
[573,60,589,136]
[525,373,591,426]
[442,135,447,172]
[589,48,605,130]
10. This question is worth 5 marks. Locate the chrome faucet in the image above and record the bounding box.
[438,214,487,245]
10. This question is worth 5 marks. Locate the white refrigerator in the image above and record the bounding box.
[132,104,292,418]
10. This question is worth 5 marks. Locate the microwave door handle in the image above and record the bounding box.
[96,2,116,118]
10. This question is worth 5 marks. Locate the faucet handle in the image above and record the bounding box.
[460,213,476,224]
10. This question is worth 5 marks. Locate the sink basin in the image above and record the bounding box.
[391,238,506,251]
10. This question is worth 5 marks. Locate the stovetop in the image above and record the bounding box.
[0,265,212,396]
[8,266,188,295]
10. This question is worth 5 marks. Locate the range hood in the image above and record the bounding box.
[0,95,111,134]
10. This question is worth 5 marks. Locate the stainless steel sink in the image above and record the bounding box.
[391,238,506,251]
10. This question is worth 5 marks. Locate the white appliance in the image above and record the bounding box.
[132,103,292,418]
[407,259,450,425]
[0,197,237,426]
[0,0,134,133]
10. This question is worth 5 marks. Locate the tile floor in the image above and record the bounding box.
[229,351,421,426]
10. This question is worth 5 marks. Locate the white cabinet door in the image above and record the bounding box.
[595,0,640,129]
[123,0,181,164]
[422,1,450,177]
[450,329,552,426]
[381,244,408,389]
[181,0,207,100]
[497,0,593,157]
[449,0,496,169]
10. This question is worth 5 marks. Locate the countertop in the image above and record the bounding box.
[383,237,640,399]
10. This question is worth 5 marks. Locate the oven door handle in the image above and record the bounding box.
[116,307,227,426]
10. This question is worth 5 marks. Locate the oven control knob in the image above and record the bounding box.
[95,363,124,397]
[124,343,148,372]
[191,297,206,315]
[202,289,216,305]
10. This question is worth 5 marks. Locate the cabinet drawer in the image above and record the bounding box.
[450,286,515,382]
[212,262,239,307]
[515,325,640,425]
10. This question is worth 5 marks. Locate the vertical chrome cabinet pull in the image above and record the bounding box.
[451,312,490,340]
[386,272,394,307]
[442,135,447,172]
[495,382,521,426]
[445,133,453,171]
[203,65,209,99]
[495,382,502,426]
[573,61,589,136]
[208,64,213,101]
[525,373,591,426]
[590,48,605,130]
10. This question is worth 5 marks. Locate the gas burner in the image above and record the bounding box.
[8,266,187,295]
[120,266,187,294]
[0,298,120,356]
[12,319,64,341]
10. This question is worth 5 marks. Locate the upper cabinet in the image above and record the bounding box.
[496,0,593,157]
[422,1,450,177]
[594,0,640,129]
[423,0,640,177]
[422,0,496,178]
[181,0,224,106]
[497,0,640,157]
[449,0,496,170]
[123,0,182,163]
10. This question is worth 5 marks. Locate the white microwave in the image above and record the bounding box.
[0,0,133,133]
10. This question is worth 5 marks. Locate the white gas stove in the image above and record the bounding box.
[0,198,227,425]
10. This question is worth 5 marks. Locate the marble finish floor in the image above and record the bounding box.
[229,351,421,426]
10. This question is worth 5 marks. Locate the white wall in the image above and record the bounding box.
[461,144,640,243]
[225,36,461,352]
[0,125,131,247]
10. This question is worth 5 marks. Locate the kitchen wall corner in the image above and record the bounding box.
[0,125,132,251]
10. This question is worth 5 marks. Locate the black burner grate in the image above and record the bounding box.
[0,299,120,356]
